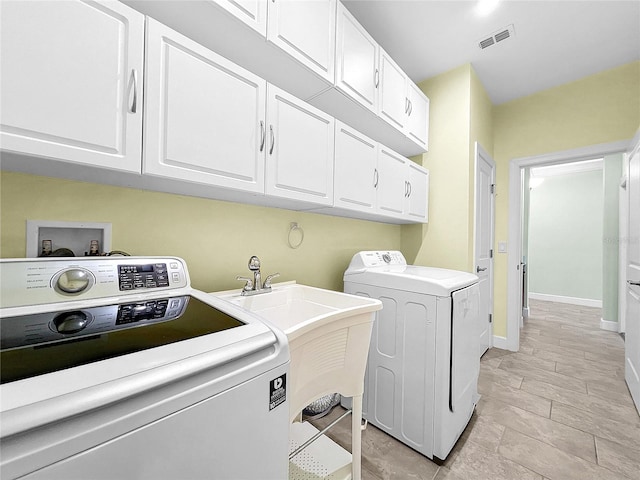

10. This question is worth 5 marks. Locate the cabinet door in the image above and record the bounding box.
[0,0,144,173]
[405,162,429,222]
[379,49,408,131]
[406,83,430,150]
[377,146,407,216]
[335,2,378,113]
[144,19,266,193]
[215,0,267,36]
[267,0,336,83]
[266,85,334,205]
[334,121,377,213]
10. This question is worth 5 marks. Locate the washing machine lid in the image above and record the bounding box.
[344,265,478,297]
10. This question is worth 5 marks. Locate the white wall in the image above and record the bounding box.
[528,169,603,305]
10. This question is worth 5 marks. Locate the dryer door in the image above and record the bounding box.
[450,283,480,413]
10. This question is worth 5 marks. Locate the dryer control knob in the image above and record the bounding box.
[56,268,93,294]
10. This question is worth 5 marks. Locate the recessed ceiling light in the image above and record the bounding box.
[476,0,500,16]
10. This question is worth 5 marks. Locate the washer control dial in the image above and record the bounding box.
[382,253,392,264]
[52,310,91,334]
[54,268,94,295]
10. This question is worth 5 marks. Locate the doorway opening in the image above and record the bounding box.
[505,140,629,351]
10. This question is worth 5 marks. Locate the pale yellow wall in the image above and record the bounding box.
[402,64,473,271]
[402,64,493,274]
[491,61,640,337]
[0,171,401,293]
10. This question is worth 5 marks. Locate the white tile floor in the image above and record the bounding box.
[310,300,640,480]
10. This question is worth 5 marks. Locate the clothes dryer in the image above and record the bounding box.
[343,251,480,460]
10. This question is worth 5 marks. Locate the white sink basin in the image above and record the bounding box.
[212,282,381,341]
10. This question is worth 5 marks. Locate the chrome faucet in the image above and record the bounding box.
[236,256,280,296]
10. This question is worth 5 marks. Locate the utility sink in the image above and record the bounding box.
[212,281,382,480]
[211,282,381,342]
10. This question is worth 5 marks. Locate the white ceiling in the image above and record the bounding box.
[342,0,640,104]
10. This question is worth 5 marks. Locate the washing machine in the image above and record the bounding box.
[343,251,480,461]
[0,256,290,479]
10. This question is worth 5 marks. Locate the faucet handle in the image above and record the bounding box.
[263,273,280,289]
[236,275,254,292]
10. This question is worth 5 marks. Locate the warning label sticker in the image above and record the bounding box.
[269,374,286,411]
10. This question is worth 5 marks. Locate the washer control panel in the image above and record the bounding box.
[119,263,170,291]
[0,257,190,309]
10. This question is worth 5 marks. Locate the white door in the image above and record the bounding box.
[267,0,336,83]
[334,121,377,213]
[215,0,267,36]
[378,49,407,131]
[625,132,640,414]
[406,83,430,151]
[377,146,407,216]
[0,0,144,173]
[335,2,378,113]
[144,19,266,192]
[265,85,334,205]
[404,163,429,222]
[474,143,496,357]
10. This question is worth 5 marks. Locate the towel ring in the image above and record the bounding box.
[288,222,304,249]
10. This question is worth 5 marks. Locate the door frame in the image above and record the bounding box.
[506,140,629,351]
[473,142,495,352]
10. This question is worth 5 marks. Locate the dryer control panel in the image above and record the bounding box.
[346,251,407,270]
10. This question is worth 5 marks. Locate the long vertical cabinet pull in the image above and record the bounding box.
[129,69,138,113]
[269,125,275,154]
[374,69,379,88]
[259,121,266,152]
[373,168,379,188]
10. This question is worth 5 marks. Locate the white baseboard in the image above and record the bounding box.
[528,292,602,308]
[600,318,619,332]
[492,335,508,350]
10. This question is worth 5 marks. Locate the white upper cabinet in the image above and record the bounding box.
[379,49,408,131]
[377,146,408,217]
[144,19,266,193]
[379,48,429,152]
[267,0,336,83]
[404,162,429,222]
[216,0,267,35]
[265,85,335,206]
[406,82,430,151]
[335,1,379,113]
[334,121,377,213]
[0,0,144,173]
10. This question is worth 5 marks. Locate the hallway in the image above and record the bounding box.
[310,299,640,479]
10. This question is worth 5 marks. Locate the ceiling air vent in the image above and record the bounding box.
[478,24,515,49]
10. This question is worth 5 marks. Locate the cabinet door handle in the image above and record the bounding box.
[408,100,413,116]
[375,69,379,88]
[373,168,379,188]
[259,121,265,152]
[405,98,410,114]
[128,69,138,114]
[477,266,487,273]
[629,280,640,286]
[269,125,275,155]
[407,181,412,197]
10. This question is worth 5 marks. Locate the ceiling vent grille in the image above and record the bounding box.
[478,24,515,49]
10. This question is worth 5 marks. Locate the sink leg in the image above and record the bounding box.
[351,394,363,480]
